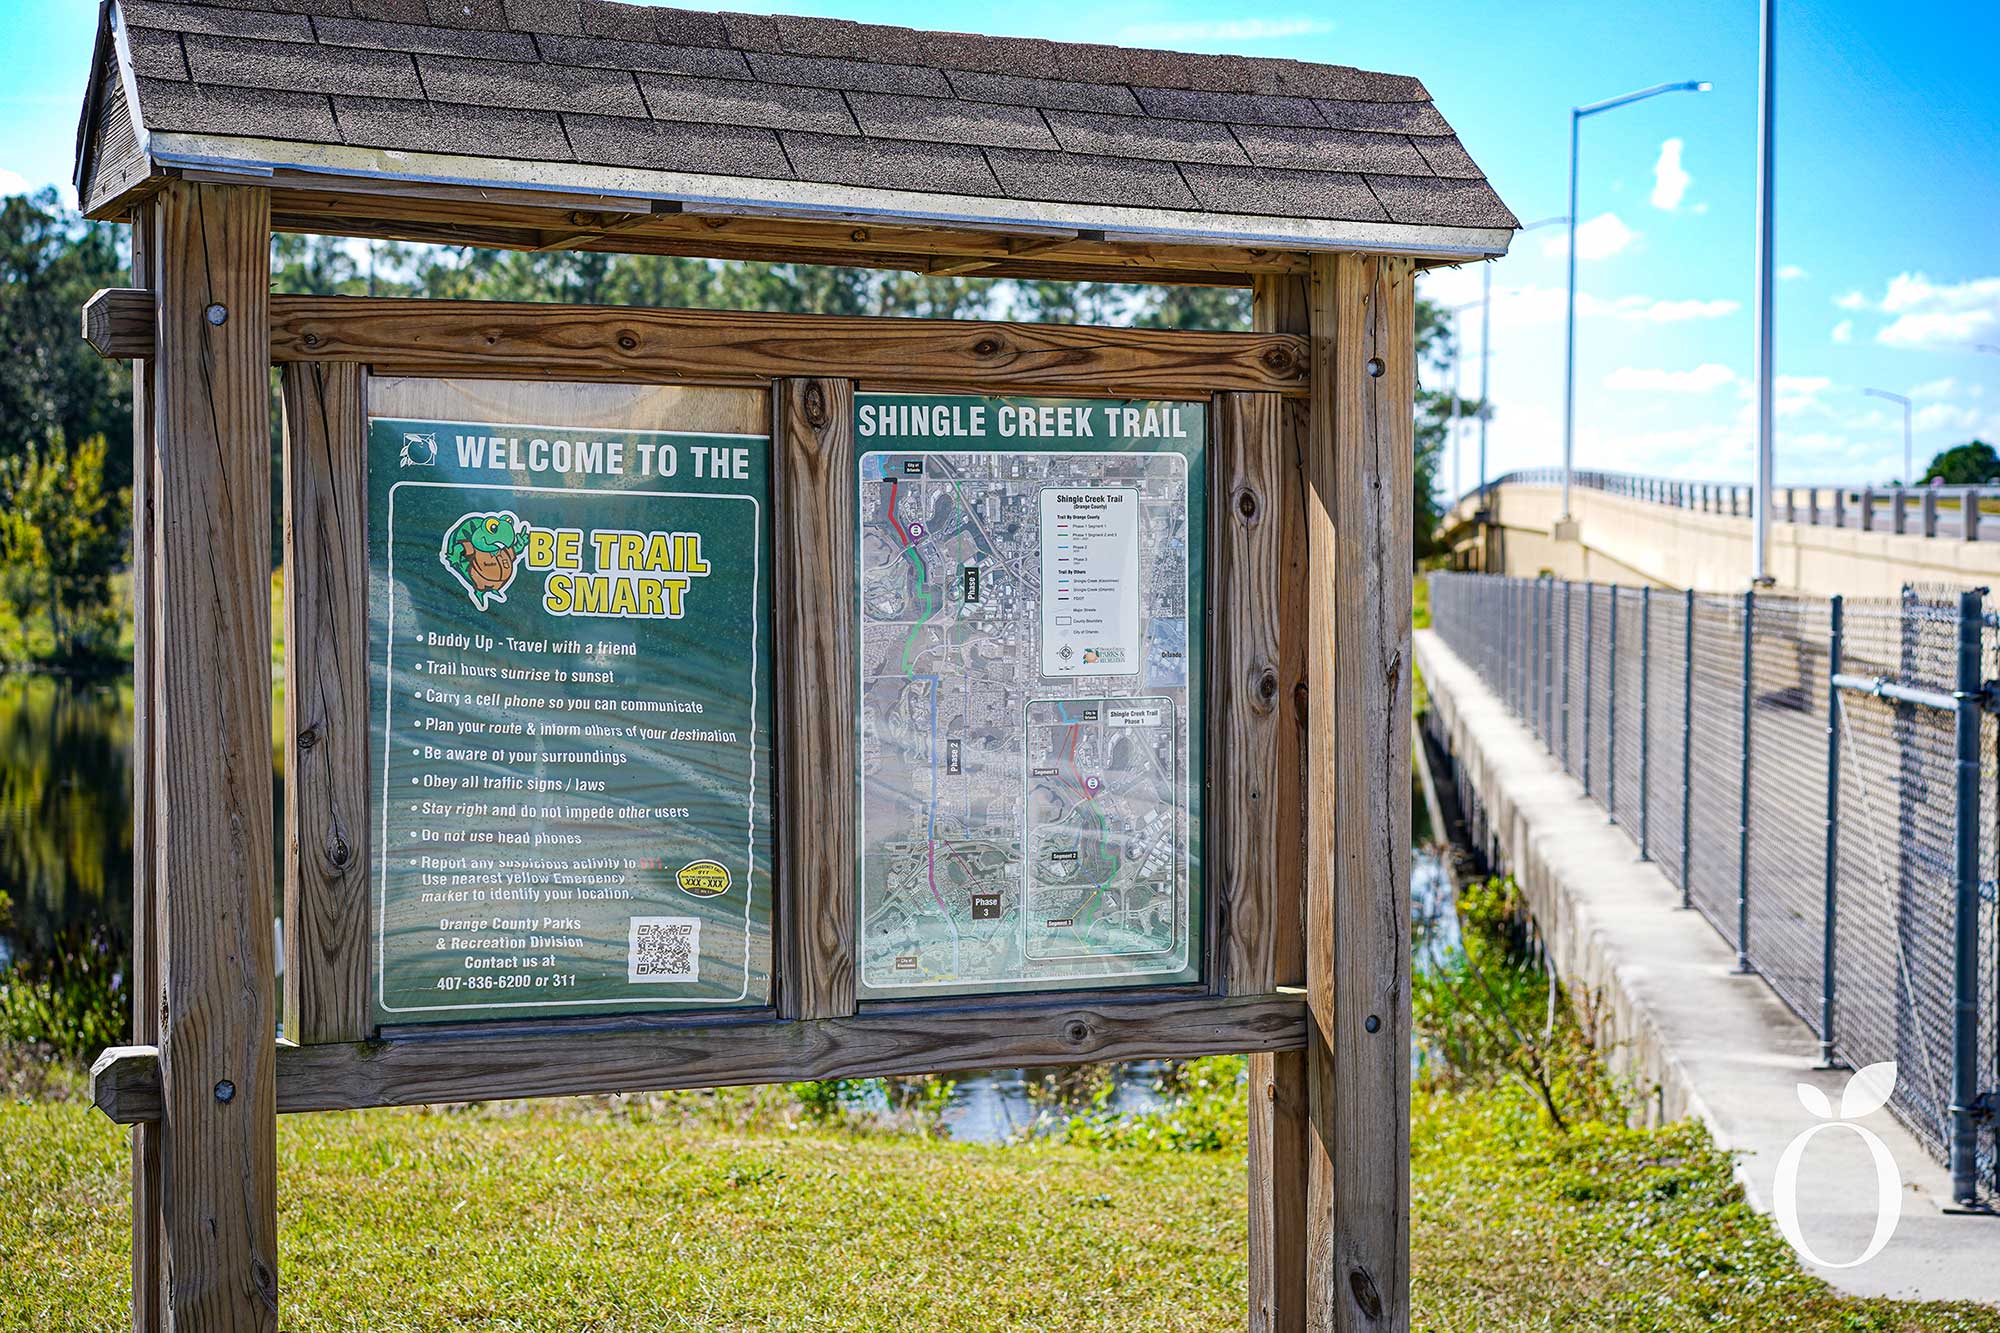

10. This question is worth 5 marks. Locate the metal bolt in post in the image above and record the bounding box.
[1583,583,1595,795]
[1819,594,1843,1068]
[1736,588,1754,973]
[1608,589,1620,823]
[1680,588,1695,908]
[1948,587,1985,1207]
[1639,586,1651,860]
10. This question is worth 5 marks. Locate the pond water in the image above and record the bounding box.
[0,674,1455,1142]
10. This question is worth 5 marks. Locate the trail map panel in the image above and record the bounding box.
[856,393,1204,997]
[367,378,772,1023]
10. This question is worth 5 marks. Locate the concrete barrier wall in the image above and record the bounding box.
[1446,484,2000,595]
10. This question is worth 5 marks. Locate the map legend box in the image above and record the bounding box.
[1040,487,1141,677]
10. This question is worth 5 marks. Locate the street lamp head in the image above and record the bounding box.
[1693,81,1714,93]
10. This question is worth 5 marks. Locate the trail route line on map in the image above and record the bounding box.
[858,444,1194,994]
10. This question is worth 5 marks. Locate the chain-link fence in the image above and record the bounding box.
[1428,571,1999,1207]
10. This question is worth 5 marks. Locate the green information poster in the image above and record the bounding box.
[367,378,771,1024]
[855,393,1205,998]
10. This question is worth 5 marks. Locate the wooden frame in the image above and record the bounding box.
[83,290,1309,398]
[87,192,1414,1333]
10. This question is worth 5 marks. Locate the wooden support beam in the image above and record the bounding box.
[127,203,164,1333]
[267,298,1309,397]
[79,290,1312,399]
[81,287,153,359]
[1247,271,1312,1333]
[280,362,371,1044]
[773,378,858,1021]
[1306,252,1414,1333]
[89,991,1308,1125]
[1216,390,1284,995]
[148,180,279,1330]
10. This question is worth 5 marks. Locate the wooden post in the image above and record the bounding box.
[147,180,279,1330]
[774,377,858,1021]
[1247,272,1310,1333]
[1216,389,1284,994]
[280,362,370,1043]
[127,201,164,1333]
[1307,252,1413,1332]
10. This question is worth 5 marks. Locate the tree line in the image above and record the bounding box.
[0,188,1472,668]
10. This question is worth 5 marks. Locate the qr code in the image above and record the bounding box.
[628,917,700,983]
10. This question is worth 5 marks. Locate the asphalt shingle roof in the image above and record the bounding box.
[93,0,1517,245]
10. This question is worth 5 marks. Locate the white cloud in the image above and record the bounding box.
[1835,272,2000,349]
[1909,377,1958,400]
[1117,16,1332,42]
[1774,375,1832,419]
[1540,212,1638,262]
[1778,265,1808,281]
[1832,320,1853,344]
[1605,364,1737,394]
[1650,139,1692,211]
[1624,296,1739,323]
[0,168,29,197]
[1915,403,1979,433]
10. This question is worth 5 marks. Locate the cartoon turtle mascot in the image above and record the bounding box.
[442,512,530,610]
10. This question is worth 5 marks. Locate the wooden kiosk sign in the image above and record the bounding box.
[72,2,1515,1327]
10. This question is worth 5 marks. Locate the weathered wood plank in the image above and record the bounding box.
[264,297,1309,398]
[127,203,164,1333]
[80,287,153,359]
[254,183,1306,282]
[1306,252,1413,1333]
[774,378,858,1021]
[84,292,1313,398]
[280,362,371,1044]
[149,180,279,1331]
[1216,392,1284,995]
[1248,271,1312,1333]
[91,992,1308,1124]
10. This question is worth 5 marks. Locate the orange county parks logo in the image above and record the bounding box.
[676,859,732,899]
[441,512,531,610]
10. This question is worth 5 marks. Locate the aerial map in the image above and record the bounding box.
[855,393,1204,997]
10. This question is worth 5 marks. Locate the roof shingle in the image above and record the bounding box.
[95,0,1515,248]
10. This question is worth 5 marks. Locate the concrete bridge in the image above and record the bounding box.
[1440,468,2000,596]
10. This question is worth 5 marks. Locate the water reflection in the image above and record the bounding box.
[0,675,133,970]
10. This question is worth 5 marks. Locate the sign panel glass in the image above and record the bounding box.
[855,393,1205,997]
[366,378,772,1023]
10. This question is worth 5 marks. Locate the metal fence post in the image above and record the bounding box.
[1562,581,1573,775]
[1583,582,1595,795]
[1949,587,1985,1207]
[1532,578,1543,741]
[1608,589,1620,822]
[1681,588,1695,909]
[1820,595,1842,1067]
[1639,586,1651,860]
[1737,587,1754,972]
[1965,487,1981,543]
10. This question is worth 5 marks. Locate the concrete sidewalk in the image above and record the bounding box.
[1415,628,1999,1305]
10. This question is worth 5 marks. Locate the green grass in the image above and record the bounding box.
[7,1084,1998,1331]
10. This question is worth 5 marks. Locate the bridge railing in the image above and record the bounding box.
[1459,469,1997,542]
[1427,571,1998,1206]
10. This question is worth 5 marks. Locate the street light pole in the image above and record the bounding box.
[1561,78,1711,537]
[1864,387,1914,486]
[1751,0,1777,586]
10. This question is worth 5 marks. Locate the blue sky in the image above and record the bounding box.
[8,0,1998,494]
